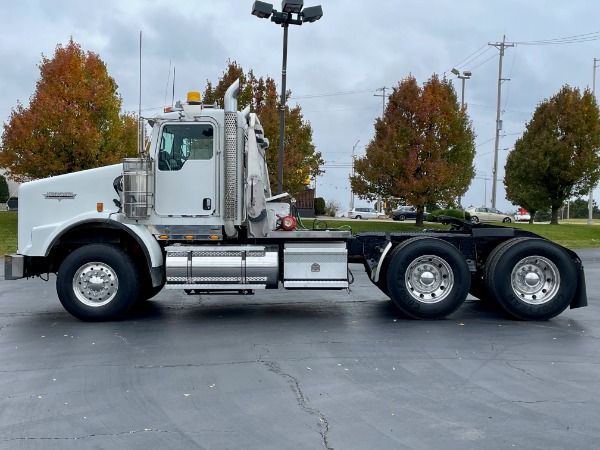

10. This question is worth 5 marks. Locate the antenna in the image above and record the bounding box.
[138,30,144,157]
[164,60,172,108]
[172,67,176,106]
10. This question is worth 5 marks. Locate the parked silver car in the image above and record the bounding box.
[347,207,384,220]
[466,206,512,223]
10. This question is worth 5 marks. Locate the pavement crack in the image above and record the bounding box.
[502,400,591,404]
[505,361,545,381]
[0,428,235,442]
[264,361,332,450]
[0,429,172,441]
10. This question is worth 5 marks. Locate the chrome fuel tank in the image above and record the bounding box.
[165,245,278,290]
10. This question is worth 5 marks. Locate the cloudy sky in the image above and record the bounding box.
[2,0,600,214]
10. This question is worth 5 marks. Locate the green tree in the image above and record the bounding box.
[0,39,137,182]
[203,61,324,196]
[351,75,476,226]
[567,197,599,219]
[504,85,600,225]
[0,175,9,203]
[504,148,546,224]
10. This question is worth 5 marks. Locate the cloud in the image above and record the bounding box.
[1,0,599,211]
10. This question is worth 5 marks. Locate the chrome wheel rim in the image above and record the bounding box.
[73,262,119,307]
[405,255,454,304]
[510,256,560,305]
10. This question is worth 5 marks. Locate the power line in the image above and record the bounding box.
[514,30,600,46]
[452,44,489,70]
[290,88,376,99]
[469,52,498,71]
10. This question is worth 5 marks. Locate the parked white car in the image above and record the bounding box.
[466,206,513,223]
[514,210,531,222]
[347,207,384,220]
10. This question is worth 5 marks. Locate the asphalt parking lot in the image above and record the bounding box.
[1,250,599,450]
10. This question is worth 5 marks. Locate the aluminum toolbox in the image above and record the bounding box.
[283,241,348,288]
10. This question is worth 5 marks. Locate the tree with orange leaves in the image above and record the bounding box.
[0,39,137,182]
[203,60,324,197]
[351,74,476,226]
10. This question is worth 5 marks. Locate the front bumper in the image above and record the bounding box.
[4,254,25,280]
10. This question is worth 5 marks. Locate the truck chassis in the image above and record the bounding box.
[4,81,587,322]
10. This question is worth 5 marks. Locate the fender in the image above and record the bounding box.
[372,241,393,283]
[37,214,164,275]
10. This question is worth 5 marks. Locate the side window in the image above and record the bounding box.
[158,124,214,171]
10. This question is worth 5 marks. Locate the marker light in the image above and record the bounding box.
[187,92,201,104]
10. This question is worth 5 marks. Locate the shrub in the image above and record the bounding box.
[324,200,341,217]
[534,210,552,222]
[0,176,8,203]
[426,208,469,222]
[314,197,326,215]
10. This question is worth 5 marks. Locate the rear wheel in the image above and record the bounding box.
[56,244,140,321]
[484,238,576,320]
[355,215,362,220]
[386,237,471,319]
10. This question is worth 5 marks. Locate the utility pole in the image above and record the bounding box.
[374,87,388,116]
[489,36,514,209]
[374,87,388,212]
[350,140,359,209]
[589,57,600,225]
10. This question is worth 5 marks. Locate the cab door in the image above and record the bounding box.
[154,121,218,216]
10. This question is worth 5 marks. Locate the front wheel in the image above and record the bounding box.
[386,237,471,319]
[502,217,512,223]
[484,238,576,320]
[471,216,479,224]
[56,244,140,321]
[398,214,406,221]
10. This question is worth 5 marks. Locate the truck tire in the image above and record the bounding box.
[479,237,530,304]
[386,237,471,319]
[56,244,140,321]
[484,238,576,320]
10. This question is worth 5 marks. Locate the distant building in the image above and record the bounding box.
[294,188,315,218]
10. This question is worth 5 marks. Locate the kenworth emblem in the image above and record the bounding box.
[43,192,77,200]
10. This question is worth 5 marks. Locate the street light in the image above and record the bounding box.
[252,1,323,195]
[451,68,471,110]
[451,68,472,207]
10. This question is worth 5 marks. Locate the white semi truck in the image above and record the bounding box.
[4,81,587,321]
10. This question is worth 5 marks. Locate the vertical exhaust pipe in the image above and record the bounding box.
[223,80,240,238]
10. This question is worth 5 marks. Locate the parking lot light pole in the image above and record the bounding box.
[451,68,472,207]
[451,68,472,111]
[589,57,600,225]
[251,1,323,195]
